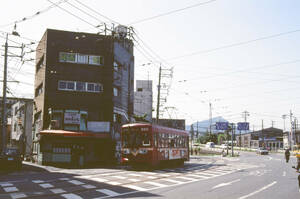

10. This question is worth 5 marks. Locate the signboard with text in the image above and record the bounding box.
[216,122,229,130]
[64,112,80,124]
[237,122,249,131]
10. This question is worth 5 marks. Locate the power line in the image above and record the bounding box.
[167,29,300,61]
[128,0,218,25]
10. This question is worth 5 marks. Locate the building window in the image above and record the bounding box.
[58,80,102,93]
[35,83,43,97]
[36,54,44,72]
[59,52,76,63]
[113,87,119,97]
[76,81,86,91]
[77,54,89,64]
[89,55,103,65]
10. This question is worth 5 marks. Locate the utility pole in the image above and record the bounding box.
[231,123,234,157]
[156,65,162,124]
[289,110,293,150]
[282,114,287,132]
[242,111,250,122]
[271,120,275,128]
[261,120,264,148]
[1,34,8,154]
[209,102,212,138]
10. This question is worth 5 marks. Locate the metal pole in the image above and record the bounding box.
[156,65,162,123]
[231,123,234,156]
[209,102,212,137]
[1,34,8,154]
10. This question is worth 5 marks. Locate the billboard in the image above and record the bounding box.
[216,122,229,130]
[237,122,249,131]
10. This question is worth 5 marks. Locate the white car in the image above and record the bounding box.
[256,147,269,155]
[205,142,215,148]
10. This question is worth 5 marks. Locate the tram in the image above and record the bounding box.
[121,123,189,167]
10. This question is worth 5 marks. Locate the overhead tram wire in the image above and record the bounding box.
[128,0,218,25]
[0,0,69,28]
[167,29,300,62]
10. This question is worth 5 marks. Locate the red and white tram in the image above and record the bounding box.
[121,123,189,167]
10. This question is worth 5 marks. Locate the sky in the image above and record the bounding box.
[0,0,299,131]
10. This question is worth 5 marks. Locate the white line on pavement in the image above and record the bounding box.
[123,185,148,191]
[283,171,286,177]
[50,188,66,194]
[238,181,277,199]
[161,179,184,184]
[61,193,83,199]
[107,181,122,185]
[39,183,54,189]
[90,177,108,183]
[128,179,140,182]
[82,184,96,189]
[212,179,241,189]
[96,189,119,197]
[68,180,85,185]
[4,187,19,192]
[111,176,126,179]
[128,173,142,177]
[144,181,167,187]
[10,193,27,199]
[0,183,13,187]
[32,180,44,184]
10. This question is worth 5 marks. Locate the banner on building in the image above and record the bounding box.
[64,112,80,124]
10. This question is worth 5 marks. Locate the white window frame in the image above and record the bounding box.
[89,55,103,65]
[75,81,86,92]
[59,52,76,63]
[77,54,89,64]
[113,87,119,97]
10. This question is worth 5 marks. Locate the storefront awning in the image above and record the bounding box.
[39,130,110,138]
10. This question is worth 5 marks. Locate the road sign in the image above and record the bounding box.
[237,122,249,130]
[216,122,229,130]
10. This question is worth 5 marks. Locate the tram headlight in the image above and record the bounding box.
[139,149,148,154]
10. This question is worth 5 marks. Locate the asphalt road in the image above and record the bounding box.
[0,152,299,199]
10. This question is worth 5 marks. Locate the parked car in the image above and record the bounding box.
[220,144,231,149]
[0,148,22,170]
[256,147,269,155]
[205,142,215,148]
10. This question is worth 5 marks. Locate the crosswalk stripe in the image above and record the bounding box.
[90,177,108,183]
[147,176,157,179]
[50,188,66,194]
[124,185,148,191]
[107,181,122,185]
[82,184,96,189]
[0,183,13,187]
[4,187,19,192]
[161,178,184,184]
[61,193,83,199]
[10,193,27,199]
[175,176,196,181]
[128,173,142,177]
[96,189,119,197]
[32,180,44,184]
[68,180,85,185]
[111,176,126,179]
[128,179,140,182]
[39,183,54,188]
[145,181,167,187]
[187,174,210,179]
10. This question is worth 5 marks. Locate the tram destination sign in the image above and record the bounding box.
[216,122,229,130]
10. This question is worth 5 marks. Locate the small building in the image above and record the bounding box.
[283,130,300,148]
[32,28,134,167]
[236,127,283,150]
[11,100,33,156]
[134,80,152,122]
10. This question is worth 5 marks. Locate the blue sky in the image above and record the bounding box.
[0,0,299,130]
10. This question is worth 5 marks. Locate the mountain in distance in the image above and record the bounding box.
[186,116,228,134]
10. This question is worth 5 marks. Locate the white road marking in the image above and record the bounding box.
[111,176,126,179]
[128,179,140,182]
[123,184,148,191]
[238,181,277,199]
[107,181,122,185]
[283,171,286,177]
[141,172,157,175]
[50,188,66,194]
[90,177,108,183]
[96,189,119,197]
[4,187,19,192]
[61,193,83,199]
[212,179,240,189]
[82,184,96,189]
[68,180,85,185]
[147,176,157,179]
[39,183,54,188]
[161,178,184,184]
[0,183,13,187]
[10,193,27,199]
[144,181,167,187]
[187,174,209,179]
[32,180,44,184]
[158,174,171,177]
[128,173,142,177]
[175,176,196,181]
